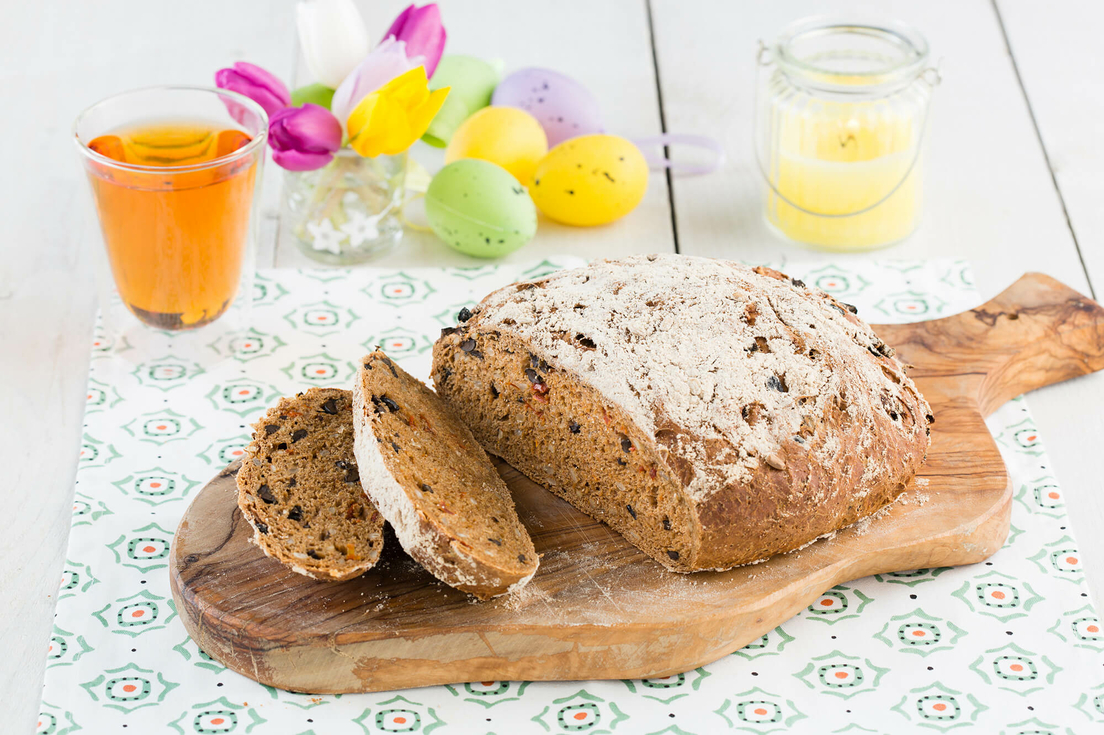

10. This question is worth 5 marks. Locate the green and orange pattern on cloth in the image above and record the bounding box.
[40,258,1104,734]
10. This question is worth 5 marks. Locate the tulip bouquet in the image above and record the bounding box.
[217,0,450,263]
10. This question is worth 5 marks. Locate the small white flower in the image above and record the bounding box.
[340,211,380,247]
[306,218,345,254]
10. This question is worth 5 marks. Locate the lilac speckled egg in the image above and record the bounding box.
[491,67,604,147]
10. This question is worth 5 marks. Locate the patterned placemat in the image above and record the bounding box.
[38,258,1104,735]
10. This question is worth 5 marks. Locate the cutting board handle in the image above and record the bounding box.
[974,273,1104,413]
[881,273,1104,416]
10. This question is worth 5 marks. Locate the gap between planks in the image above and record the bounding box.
[990,0,1095,299]
[645,0,680,254]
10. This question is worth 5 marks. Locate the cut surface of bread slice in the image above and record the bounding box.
[352,350,538,600]
[237,387,385,581]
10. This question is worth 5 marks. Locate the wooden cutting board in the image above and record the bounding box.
[170,273,1104,694]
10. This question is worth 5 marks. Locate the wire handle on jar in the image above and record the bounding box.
[753,40,940,219]
[633,134,726,175]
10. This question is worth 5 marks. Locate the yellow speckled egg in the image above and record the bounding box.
[445,107,548,185]
[530,134,648,226]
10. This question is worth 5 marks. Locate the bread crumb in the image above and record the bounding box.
[500,582,552,611]
[896,488,931,506]
[791,530,838,552]
[850,502,898,536]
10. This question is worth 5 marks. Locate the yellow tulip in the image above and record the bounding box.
[347,67,449,157]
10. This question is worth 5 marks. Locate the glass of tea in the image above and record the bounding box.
[74,86,267,331]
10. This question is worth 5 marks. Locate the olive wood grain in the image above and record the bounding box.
[170,273,1104,694]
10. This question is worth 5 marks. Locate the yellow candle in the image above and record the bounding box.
[765,100,922,249]
[758,19,935,251]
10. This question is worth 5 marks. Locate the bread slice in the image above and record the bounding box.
[237,387,385,581]
[352,350,538,600]
[431,255,932,572]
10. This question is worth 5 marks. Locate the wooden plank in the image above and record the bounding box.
[0,2,296,732]
[648,0,1104,613]
[995,0,1104,291]
[991,0,1104,617]
[648,0,1090,294]
[274,0,675,268]
[3,1,669,727]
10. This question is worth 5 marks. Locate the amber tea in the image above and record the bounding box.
[84,120,257,330]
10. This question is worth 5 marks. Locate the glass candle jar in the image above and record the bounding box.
[755,17,939,251]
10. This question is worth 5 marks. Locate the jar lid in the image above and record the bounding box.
[773,16,929,95]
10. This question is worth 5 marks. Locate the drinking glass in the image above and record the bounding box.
[74,86,267,332]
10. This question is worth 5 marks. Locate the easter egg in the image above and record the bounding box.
[426,159,537,258]
[530,135,648,226]
[445,107,548,185]
[492,67,604,147]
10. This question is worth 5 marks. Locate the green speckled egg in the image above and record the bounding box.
[426,159,538,258]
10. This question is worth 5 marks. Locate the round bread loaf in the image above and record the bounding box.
[352,350,538,600]
[237,388,385,581]
[431,255,932,572]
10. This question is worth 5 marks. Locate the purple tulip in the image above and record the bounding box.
[215,62,291,118]
[382,4,446,78]
[268,104,343,171]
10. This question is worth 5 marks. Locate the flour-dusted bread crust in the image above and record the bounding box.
[237,388,385,581]
[431,255,933,572]
[352,351,538,600]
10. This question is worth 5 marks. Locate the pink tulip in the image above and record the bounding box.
[382,4,446,78]
[215,62,291,118]
[331,37,425,127]
[271,148,335,171]
[268,103,343,171]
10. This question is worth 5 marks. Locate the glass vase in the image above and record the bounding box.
[283,150,405,264]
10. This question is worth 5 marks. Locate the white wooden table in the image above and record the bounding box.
[3,1,1102,731]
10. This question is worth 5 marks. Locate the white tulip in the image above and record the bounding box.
[296,0,371,89]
